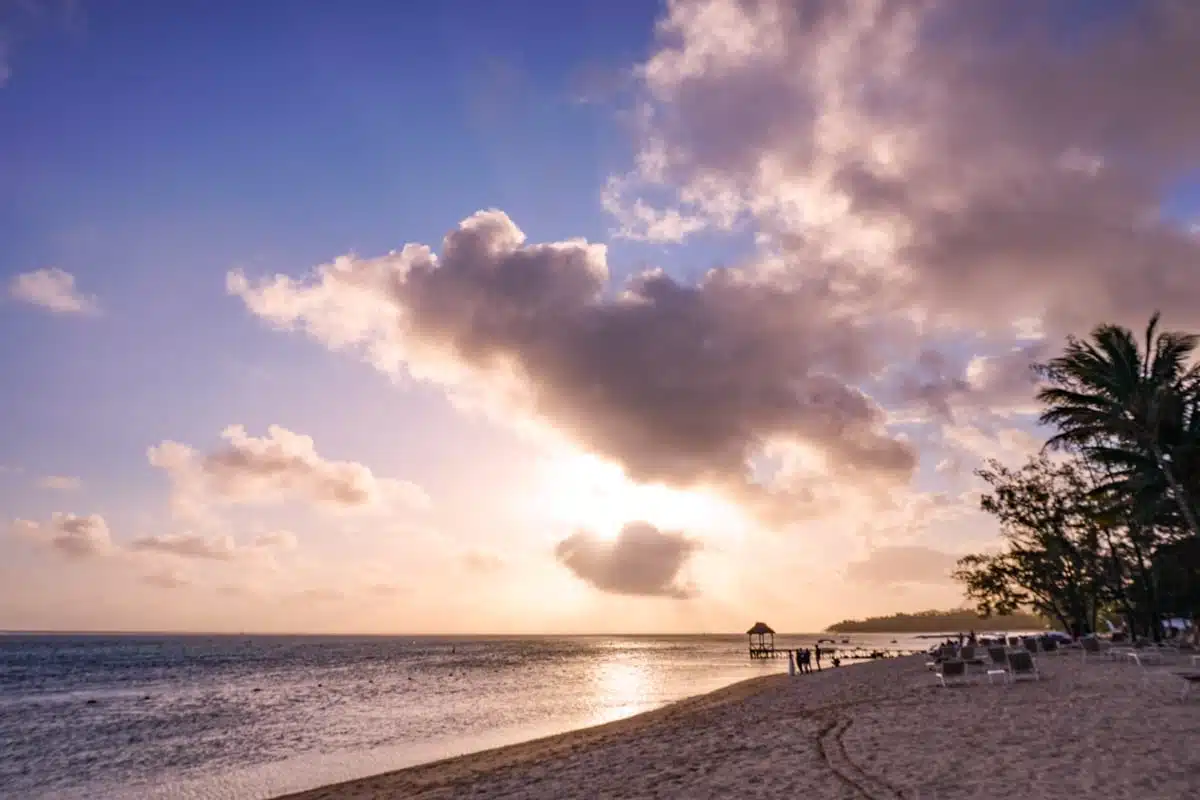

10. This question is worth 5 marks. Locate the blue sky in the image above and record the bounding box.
[2,0,652,519]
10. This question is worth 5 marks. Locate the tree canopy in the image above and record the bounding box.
[956,313,1200,641]
[826,609,1047,634]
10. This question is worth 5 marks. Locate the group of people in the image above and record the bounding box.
[789,645,840,675]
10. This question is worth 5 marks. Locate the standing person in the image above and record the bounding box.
[801,648,811,674]
[788,650,796,677]
[814,644,822,670]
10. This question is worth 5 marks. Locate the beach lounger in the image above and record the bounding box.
[1039,637,1059,654]
[1081,636,1106,662]
[936,659,969,688]
[959,645,985,666]
[1130,643,1166,663]
[1022,637,1040,653]
[1006,650,1040,683]
[987,646,1008,665]
[1176,672,1200,702]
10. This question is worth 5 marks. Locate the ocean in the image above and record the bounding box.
[0,632,926,799]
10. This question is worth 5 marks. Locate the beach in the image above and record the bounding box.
[278,652,1200,800]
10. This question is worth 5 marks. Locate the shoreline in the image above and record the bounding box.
[272,672,790,799]
[269,651,1200,799]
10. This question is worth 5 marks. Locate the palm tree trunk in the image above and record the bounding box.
[1126,528,1162,642]
[1149,442,1200,538]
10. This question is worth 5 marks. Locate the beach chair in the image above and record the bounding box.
[1080,636,1105,662]
[1006,650,1040,682]
[936,659,969,688]
[984,646,1010,683]
[959,645,985,666]
[1039,637,1059,654]
[1126,652,1161,687]
[1022,636,1040,654]
[1131,641,1166,663]
[1175,672,1200,702]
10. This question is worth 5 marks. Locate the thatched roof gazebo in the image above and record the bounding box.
[747,621,776,659]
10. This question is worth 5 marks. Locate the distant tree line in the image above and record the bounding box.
[954,314,1200,641]
[827,608,1047,634]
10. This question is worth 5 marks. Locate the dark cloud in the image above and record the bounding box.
[554,521,699,598]
[844,545,960,587]
[230,212,916,518]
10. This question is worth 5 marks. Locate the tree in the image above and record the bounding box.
[1152,537,1200,621]
[954,456,1111,637]
[1036,312,1200,539]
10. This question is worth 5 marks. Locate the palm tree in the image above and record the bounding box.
[1036,313,1200,540]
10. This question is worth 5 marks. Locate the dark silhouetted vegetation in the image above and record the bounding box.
[827,609,1047,634]
[955,313,1200,641]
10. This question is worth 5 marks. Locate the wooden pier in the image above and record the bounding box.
[747,621,778,659]
[746,622,924,661]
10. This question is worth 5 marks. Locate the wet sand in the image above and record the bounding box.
[276,651,1200,799]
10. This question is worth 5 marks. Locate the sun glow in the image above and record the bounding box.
[528,451,749,540]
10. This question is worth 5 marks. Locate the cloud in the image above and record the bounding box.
[147,425,429,518]
[253,529,298,551]
[230,211,916,520]
[142,569,190,590]
[611,0,1200,341]
[129,532,239,561]
[8,268,98,314]
[844,545,961,587]
[940,422,1044,475]
[555,521,699,598]
[37,475,81,491]
[12,513,112,559]
[461,549,504,573]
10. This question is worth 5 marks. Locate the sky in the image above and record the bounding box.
[3,0,1200,634]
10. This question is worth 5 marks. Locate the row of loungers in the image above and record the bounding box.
[1079,637,1200,701]
[931,645,1041,687]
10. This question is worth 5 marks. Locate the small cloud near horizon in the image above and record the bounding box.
[555,521,699,599]
[11,513,113,559]
[8,268,99,314]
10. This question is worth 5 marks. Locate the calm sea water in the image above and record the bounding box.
[0,633,924,799]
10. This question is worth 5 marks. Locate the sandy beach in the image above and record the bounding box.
[276,652,1199,800]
